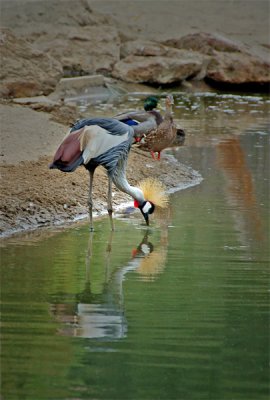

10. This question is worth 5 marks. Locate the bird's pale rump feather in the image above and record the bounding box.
[78,125,129,164]
[139,178,169,208]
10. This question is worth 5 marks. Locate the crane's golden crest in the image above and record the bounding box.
[139,178,169,208]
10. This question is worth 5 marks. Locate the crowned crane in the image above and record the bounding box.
[137,94,177,160]
[114,96,163,143]
[50,118,169,231]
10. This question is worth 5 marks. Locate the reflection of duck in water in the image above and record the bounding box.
[51,227,168,339]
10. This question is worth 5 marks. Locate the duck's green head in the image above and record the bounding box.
[144,96,159,111]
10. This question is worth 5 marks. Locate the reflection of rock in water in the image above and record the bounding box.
[51,228,168,339]
[217,136,265,245]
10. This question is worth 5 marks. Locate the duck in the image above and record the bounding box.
[114,96,163,143]
[137,94,177,160]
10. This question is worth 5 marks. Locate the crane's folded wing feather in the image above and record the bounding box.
[71,117,132,136]
[50,118,133,172]
[79,125,129,164]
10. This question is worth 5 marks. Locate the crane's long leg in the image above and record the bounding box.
[85,231,94,281]
[88,170,95,231]
[107,176,115,231]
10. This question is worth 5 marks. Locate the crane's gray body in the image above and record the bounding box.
[70,118,134,176]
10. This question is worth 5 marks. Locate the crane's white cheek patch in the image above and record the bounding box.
[142,202,152,214]
[141,244,151,255]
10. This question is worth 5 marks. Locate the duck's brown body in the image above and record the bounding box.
[138,95,177,160]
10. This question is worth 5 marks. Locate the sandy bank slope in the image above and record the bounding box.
[90,0,269,56]
[0,104,67,164]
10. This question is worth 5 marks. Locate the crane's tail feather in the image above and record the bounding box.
[49,155,84,172]
[49,129,84,172]
[139,178,169,208]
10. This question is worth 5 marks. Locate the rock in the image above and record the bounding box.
[162,32,270,86]
[1,0,120,78]
[112,54,204,85]
[57,75,105,92]
[0,29,62,98]
[13,96,57,106]
[162,32,248,55]
[116,40,209,84]
[120,40,170,58]
[207,51,270,85]
[12,95,78,125]
[32,25,121,76]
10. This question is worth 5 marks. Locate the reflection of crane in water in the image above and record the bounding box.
[51,226,169,339]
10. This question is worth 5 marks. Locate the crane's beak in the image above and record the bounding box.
[142,211,149,226]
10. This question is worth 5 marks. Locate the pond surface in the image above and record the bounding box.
[1,92,269,400]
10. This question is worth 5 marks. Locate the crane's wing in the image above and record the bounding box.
[50,118,133,172]
[70,117,132,136]
[79,125,129,164]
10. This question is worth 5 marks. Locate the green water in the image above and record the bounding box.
[1,92,269,400]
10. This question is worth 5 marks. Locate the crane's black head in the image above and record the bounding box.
[134,200,155,225]
[144,96,159,111]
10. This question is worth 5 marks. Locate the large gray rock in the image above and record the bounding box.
[0,29,62,98]
[112,55,203,84]
[207,51,270,84]
[162,32,270,85]
[113,41,207,85]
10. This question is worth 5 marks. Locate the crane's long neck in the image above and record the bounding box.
[111,160,145,203]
